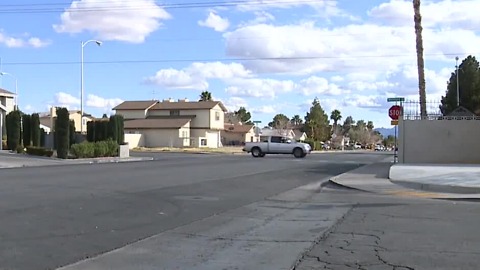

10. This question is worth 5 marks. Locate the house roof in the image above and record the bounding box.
[124,118,190,129]
[151,100,228,112]
[224,123,254,133]
[113,100,158,110]
[0,88,14,96]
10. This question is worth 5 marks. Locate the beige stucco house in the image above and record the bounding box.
[0,88,15,144]
[222,123,257,145]
[114,99,227,149]
[39,107,95,133]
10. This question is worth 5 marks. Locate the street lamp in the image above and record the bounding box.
[456,56,460,107]
[81,39,102,133]
[0,72,18,110]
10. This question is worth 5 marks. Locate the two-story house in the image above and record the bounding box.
[39,107,95,134]
[0,88,15,144]
[113,99,227,148]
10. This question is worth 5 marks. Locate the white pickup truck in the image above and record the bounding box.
[243,135,312,158]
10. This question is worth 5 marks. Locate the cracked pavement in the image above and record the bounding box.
[293,186,480,270]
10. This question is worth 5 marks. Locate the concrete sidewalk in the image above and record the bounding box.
[330,161,480,199]
[0,151,153,169]
[390,164,480,194]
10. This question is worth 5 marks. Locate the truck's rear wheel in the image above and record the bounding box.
[293,148,304,158]
[251,147,262,158]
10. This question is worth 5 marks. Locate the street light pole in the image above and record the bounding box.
[0,72,18,110]
[456,56,460,107]
[80,40,102,134]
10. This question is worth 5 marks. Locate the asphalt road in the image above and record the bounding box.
[0,152,387,270]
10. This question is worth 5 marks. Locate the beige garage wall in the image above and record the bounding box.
[398,119,480,164]
[124,133,144,149]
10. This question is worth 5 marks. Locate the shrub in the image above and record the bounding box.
[104,139,119,156]
[6,110,21,151]
[31,113,41,147]
[55,107,70,159]
[26,146,54,157]
[22,114,32,147]
[94,140,108,157]
[16,145,25,154]
[70,142,95,159]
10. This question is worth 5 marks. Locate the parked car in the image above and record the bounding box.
[243,135,312,158]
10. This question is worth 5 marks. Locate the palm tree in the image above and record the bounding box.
[290,115,303,126]
[330,109,342,132]
[199,91,212,101]
[413,0,427,118]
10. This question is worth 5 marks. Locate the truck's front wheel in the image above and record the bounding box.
[251,147,262,158]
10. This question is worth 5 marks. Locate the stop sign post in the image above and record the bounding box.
[389,105,402,120]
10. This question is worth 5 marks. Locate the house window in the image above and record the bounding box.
[170,110,180,116]
[215,111,220,121]
[201,139,207,146]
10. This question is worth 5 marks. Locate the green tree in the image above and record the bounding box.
[22,114,32,147]
[117,115,125,144]
[342,116,355,135]
[290,115,303,126]
[234,107,252,124]
[367,121,374,131]
[268,114,290,129]
[440,55,480,115]
[31,113,41,147]
[199,91,212,101]
[304,98,330,141]
[6,111,21,150]
[108,115,118,141]
[356,120,366,130]
[87,121,95,142]
[55,107,70,159]
[413,0,427,118]
[383,135,396,147]
[330,109,342,133]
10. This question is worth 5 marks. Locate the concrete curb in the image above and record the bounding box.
[390,180,480,194]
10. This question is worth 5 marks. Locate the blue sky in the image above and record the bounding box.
[0,0,478,128]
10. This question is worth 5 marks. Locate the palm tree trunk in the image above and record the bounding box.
[413,0,427,118]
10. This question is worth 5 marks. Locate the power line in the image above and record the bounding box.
[0,53,473,66]
[0,0,328,14]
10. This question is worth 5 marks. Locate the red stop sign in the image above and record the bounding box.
[389,105,402,120]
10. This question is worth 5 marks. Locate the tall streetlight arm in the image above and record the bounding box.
[80,39,102,134]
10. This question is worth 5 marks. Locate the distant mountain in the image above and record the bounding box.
[374,127,397,138]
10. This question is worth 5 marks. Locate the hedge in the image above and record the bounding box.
[87,115,124,143]
[22,114,32,147]
[26,146,54,157]
[6,110,21,151]
[304,139,323,151]
[31,113,41,147]
[70,140,119,159]
[55,107,70,159]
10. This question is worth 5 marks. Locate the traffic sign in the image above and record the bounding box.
[389,105,402,120]
[387,97,405,102]
[391,120,398,126]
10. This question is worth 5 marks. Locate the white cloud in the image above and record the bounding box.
[251,105,277,114]
[224,17,480,75]
[0,31,50,48]
[225,78,296,98]
[369,0,480,29]
[298,76,346,96]
[55,92,80,106]
[53,0,171,43]
[145,62,252,89]
[198,11,230,32]
[86,94,123,110]
[52,92,123,112]
[219,96,249,112]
